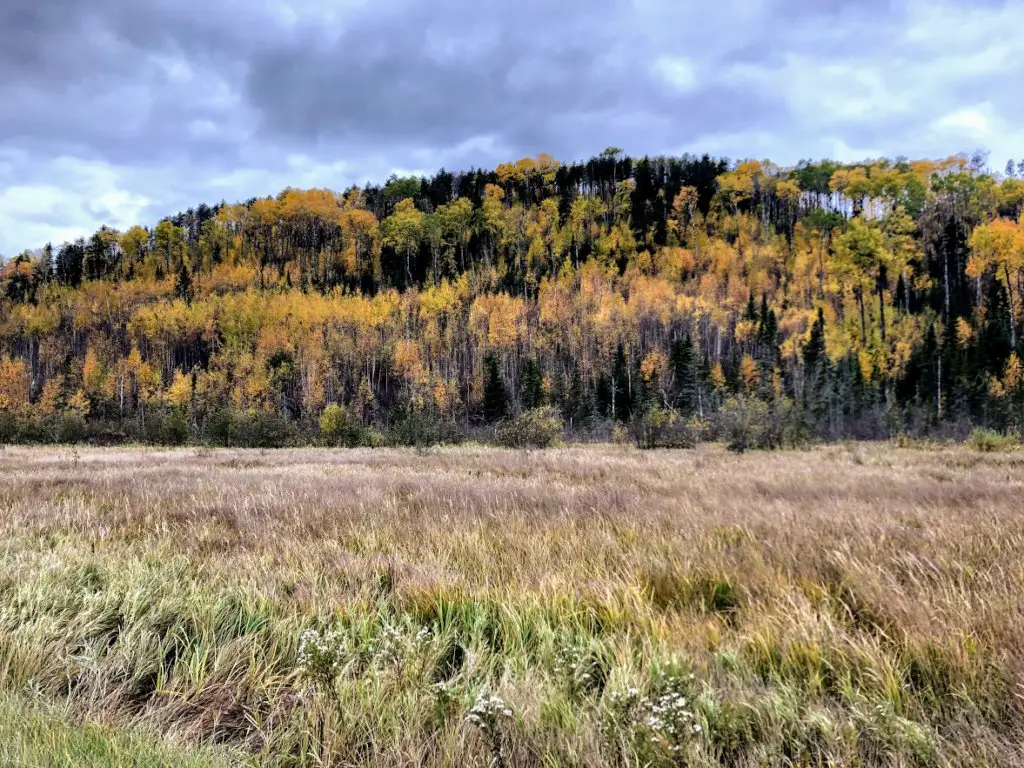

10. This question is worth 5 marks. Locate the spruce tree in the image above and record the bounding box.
[482,355,509,423]
[669,334,697,413]
[611,344,631,421]
[564,365,593,429]
[803,307,828,419]
[745,293,758,322]
[939,313,961,420]
[521,358,545,410]
[978,279,1012,378]
[175,261,193,302]
[596,375,613,420]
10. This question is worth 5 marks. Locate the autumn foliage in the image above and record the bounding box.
[3,151,1024,443]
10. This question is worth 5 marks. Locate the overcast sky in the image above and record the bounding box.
[1,0,1022,257]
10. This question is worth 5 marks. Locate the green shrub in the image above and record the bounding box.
[319,404,386,448]
[145,408,190,445]
[202,408,295,448]
[232,410,296,448]
[630,407,699,449]
[45,413,88,444]
[717,396,772,453]
[388,405,461,447]
[202,408,234,446]
[967,428,1019,453]
[495,406,564,448]
[773,397,812,449]
[319,404,358,447]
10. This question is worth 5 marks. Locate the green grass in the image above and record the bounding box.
[0,692,230,767]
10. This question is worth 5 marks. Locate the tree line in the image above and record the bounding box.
[1,148,1024,447]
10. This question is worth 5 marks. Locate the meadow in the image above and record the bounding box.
[0,442,1022,766]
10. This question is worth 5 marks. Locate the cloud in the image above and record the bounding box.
[1,0,1021,256]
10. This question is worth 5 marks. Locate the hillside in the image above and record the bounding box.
[2,150,1024,445]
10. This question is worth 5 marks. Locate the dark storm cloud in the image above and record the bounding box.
[1,0,1022,256]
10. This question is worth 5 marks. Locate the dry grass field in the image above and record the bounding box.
[1,443,1023,766]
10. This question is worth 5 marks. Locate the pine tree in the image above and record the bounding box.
[757,296,779,366]
[745,293,758,322]
[482,355,509,424]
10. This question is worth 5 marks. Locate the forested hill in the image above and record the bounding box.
[2,150,1024,445]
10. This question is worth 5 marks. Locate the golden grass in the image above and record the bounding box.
[1,442,1023,766]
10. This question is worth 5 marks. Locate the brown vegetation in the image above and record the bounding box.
[1,443,1023,765]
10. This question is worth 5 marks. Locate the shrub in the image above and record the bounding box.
[967,428,1019,453]
[232,410,296,448]
[388,405,462,447]
[630,407,699,449]
[319,404,365,447]
[144,408,190,445]
[202,407,234,445]
[772,397,812,449]
[495,406,564,448]
[203,408,295,448]
[717,396,772,453]
[37,413,88,444]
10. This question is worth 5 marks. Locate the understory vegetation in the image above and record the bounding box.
[1,444,1023,765]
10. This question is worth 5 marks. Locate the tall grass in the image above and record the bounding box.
[0,691,231,767]
[0,443,1022,765]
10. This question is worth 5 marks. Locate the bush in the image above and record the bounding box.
[202,407,234,446]
[772,397,812,449]
[35,411,87,442]
[232,410,296,448]
[142,408,190,445]
[318,404,360,447]
[630,407,700,449]
[495,406,564,448]
[202,408,295,448]
[717,396,772,453]
[967,428,1019,453]
[388,405,462,447]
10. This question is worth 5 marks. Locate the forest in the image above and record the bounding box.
[2,148,1024,447]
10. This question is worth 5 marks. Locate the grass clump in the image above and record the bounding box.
[0,692,231,767]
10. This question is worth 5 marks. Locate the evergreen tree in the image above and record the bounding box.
[939,313,962,420]
[520,358,545,410]
[175,260,193,302]
[919,323,939,412]
[611,343,632,422]
[803,308,828,419]
[745,292,758,322]
[564,365,593,430]
[669,334,697,413]
[978,279,1013,378]
[596,375,612,420]
[757,297,779,365]
[55,239,85,287]
[482,355,509,423]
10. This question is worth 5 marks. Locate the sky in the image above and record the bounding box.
[1,0,1022,257]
